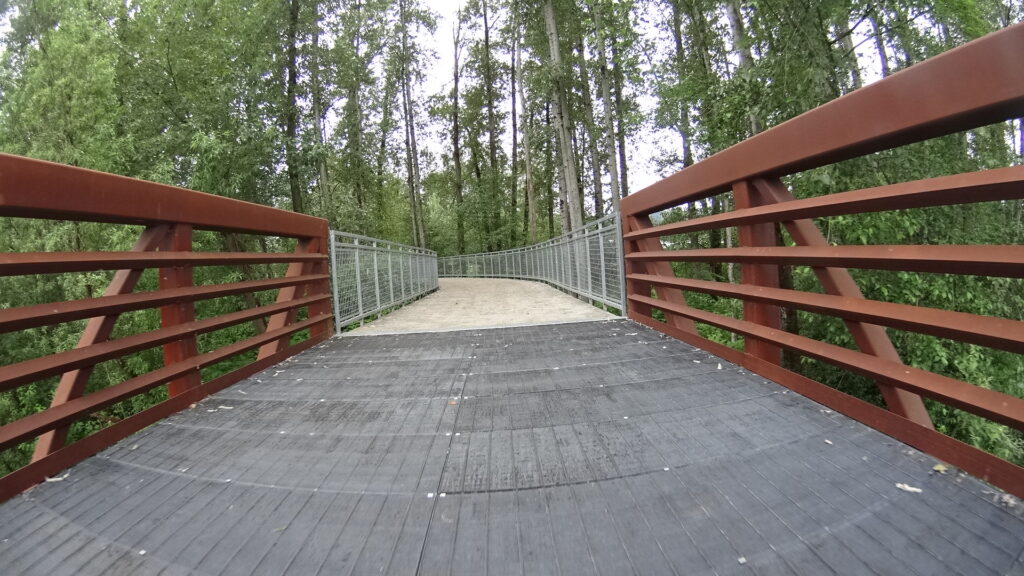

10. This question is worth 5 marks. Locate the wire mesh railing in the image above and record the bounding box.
[438,213,625,312]
[329,231,438,333]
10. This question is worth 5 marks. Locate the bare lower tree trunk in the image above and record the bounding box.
[577,40,603,219]
[591,1,620,214]
[399,0,425,248]
[510,27,519,244]
[611,36,629,197]
[452,16,466,253]
[516,28,538,243]
[544,0,583,232]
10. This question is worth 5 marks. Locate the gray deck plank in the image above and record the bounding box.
[1,318,1021,575]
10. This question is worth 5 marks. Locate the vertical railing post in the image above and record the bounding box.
[399,250,406,299]
[160,224,202,397]
[32,224,170,461]
[372,243,381,312]
[598,223,608,305]
[585,231,594,303]
[622,214,695,331]
[733,180,782,364]
[354,238,364,320]
[387,249,395,307]
[308,224,333,339]
[330,231,343,335]
[615,211,626,315]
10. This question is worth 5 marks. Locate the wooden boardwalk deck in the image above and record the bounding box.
[1,319,1021,575]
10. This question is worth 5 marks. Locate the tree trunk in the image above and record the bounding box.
[668,0,694,168]
[452,16,466,253]
[310,3,331,217]
[399,0,425,248]
[544,0,583,232]
[544,101,555,237]
[482,0,502,248]
[611,36,629,197]
[591,1,621,214]
[869,14,891,78]
[510,27,519,244]
[725,0,763,134]
[517,35,538,243]
[576,39,603,219]
[285,0,304,214]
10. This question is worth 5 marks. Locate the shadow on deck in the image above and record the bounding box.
[0,317,1021,575]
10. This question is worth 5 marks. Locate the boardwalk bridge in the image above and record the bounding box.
[1,25,1023,575]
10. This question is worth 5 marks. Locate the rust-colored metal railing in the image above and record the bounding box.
[621,24,1024,497]
[0,155,333,500]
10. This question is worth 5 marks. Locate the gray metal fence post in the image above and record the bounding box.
[615,211,627,316]
[372,244,381,312]
[387,250,395,306]
[329,231,342,335]
[354,238,364,323]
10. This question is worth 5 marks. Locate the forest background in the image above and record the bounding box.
[0,0,1022,474]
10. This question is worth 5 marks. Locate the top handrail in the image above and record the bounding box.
[621,23,1024,217]
[332,230,437,255]
[438,213,619,260]
[0,154,327,238]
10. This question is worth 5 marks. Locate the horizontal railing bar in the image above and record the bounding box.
[0,252,327,276]
[0,154,328,238]
[439,214,619,261]
[624,166,1024,240]
[621,23,1024,216]
[331,232,437,254]
[627,246,1024,277]
[0,273,329,333]
[0,294,329,391]
[629,294,1024,430]
[0,313,331,452]
[628,273,1024,353]
[333,244,433,256]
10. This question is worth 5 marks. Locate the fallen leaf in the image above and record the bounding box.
[932,464,948,474]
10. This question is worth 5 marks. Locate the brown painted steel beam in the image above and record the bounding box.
[622,215,697,333]
[0,313,332,453]
[0,274,329,333]
[620,23,1024,217]
[31,225,169,461]
[733,181,782,363]
[623,165,1024,241]
[753,177,934,426]
[627,310,1024,499]
[628,274,1024,353]
[257,238,318,360]
[626,245,1024,277]
[0,294,329,392]
[0,251,326,276]
[160,225,201,397]
[629,294,1024,430]
[0,153,326,237]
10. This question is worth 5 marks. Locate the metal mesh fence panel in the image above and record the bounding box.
[437,214,624,312]
[330,231,439,333]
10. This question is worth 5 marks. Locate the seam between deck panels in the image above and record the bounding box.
[338,317,624,337]
[411,368,471,575]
